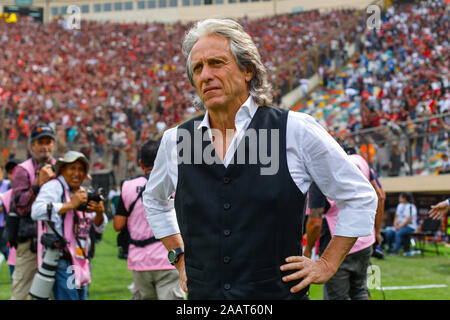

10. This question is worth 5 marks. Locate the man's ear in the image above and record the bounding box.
[244,67,254,83]
[139,159,145,171]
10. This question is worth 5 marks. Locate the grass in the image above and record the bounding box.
[0,223,134,300]
[1,223,449,300]
[308,244,450,300]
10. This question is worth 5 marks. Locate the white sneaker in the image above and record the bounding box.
[128,282,136,294]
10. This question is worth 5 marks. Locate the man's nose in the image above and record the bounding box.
[199,64,213,83]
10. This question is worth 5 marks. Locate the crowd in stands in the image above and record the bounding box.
[0,9,358,168]
[295,0,449,177]
[0,2,448,179]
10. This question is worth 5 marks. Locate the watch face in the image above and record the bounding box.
[168,250,176,263]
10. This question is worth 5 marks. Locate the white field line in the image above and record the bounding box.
[375,284,448,290]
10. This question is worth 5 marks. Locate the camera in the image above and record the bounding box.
[29,228,67,300]
[77,188,105,212]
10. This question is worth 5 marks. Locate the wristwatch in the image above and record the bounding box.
[168,247,184,265]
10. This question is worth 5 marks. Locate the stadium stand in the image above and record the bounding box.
[0,7,360,178]
[0,0,448,181]
[293,0,449,177]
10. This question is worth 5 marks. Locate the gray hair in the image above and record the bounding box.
[182,18,273,110]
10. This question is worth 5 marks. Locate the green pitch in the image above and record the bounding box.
[1,223,449,300]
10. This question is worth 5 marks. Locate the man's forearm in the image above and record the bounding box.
[305,217,323,257]
[13,186,36,216]
[319,235,357,274]
[161,233,184,252]
[305,220,322,253]
[161,233,185,273]
[398,217,411,230]
[371,180,385,235]
[374,202,384,234]
[161,233,188,292]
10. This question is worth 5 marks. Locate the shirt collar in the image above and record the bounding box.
[196,95,258,130]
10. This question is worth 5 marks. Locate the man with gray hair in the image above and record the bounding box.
[143,18,377,300]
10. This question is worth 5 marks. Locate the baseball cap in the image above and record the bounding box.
[55,151,91,179]
[30,124,56,142]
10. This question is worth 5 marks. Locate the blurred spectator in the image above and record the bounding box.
[385,192,418,254]
[388,141,403,177]
[441,153,450,174]
[107,185,121,217]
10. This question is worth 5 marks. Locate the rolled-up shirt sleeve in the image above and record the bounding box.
[91,212,108,233]
[31,179,64,224]
[288,112,377,237]
[143,128,180,239]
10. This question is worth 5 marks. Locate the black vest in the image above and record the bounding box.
[175,106,307,299]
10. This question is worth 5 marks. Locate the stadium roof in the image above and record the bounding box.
[380,174,450,194]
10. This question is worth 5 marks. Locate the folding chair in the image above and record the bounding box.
[410,218,442,256]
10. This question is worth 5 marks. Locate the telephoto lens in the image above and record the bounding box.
[29,230,67,300]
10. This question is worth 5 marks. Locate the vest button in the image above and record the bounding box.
[223,203,231,210]
[223,256,230,263]
[224,283,231,290]
[223,177,231,184]
[223,229,231,236]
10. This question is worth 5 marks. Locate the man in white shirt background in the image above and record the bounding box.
[385,192,418,255]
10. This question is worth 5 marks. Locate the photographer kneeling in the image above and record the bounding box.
[31,151,107,300]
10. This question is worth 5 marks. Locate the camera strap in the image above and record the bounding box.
[45,203,67,249]
[43,178,68,249]
[127,187,145,216]
[45,180,88,259]
[126,185,160,247]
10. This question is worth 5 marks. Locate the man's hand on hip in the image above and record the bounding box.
[281,235,356,293]
[280,256,336,293]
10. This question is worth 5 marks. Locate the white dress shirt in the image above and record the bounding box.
[143,96,377,239]
[31,176,108,236]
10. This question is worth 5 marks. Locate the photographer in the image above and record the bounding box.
[113,140,185,300]
[9,124,57,300]
[31,151,107,300]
